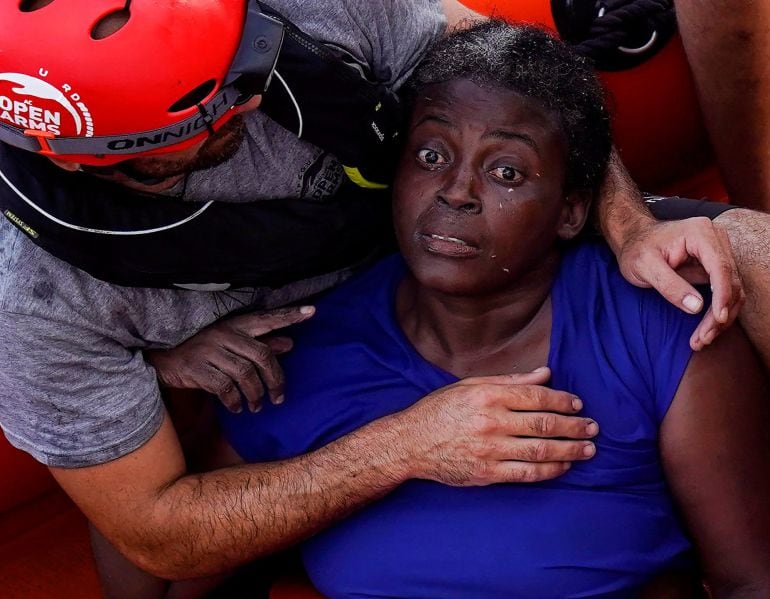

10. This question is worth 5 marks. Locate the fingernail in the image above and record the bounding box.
[273,394,285,405]
[533,366,548,373]
[683,294,703,314]
[719,307,729,323]
[562,462,572,471]
[582,443,596,457]
[571,396,583,411]
[250,403,262,414]
[703,330,716,345]
[300,306,315,315]
[585,421,599,436]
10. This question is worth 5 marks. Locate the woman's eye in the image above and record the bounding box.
[416,148,447,167]
[489,166,523,183]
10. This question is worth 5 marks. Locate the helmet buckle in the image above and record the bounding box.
[23,129,56,153]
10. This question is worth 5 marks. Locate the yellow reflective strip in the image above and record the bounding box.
[4,210,39,238]
[343,166,389,190]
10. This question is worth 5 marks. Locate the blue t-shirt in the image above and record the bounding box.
[220,242,700,598]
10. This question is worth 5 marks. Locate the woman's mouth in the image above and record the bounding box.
[418,232,481,257]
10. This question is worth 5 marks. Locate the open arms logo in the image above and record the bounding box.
[0,70,93,138]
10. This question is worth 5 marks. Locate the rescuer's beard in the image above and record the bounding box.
[123,115,247,180]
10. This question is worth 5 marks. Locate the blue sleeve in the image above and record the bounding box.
[218,254,417,463]
[560,242,704,425]
[639,287,705,422]
[590,242,703,423]
[217,311,363,463]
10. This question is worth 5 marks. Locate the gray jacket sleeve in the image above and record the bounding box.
[274,0,447,89]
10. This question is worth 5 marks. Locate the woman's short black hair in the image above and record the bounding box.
[403,20,612,193]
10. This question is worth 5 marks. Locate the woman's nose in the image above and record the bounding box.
[436,168,482,214]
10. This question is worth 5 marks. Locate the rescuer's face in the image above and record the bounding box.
[121,113,247,180]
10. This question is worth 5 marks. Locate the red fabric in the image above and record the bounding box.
[0,430,57,514]
[270,574,325,599]
[0,431,101,598]
[658,162,728,203]
[0,488,101,598]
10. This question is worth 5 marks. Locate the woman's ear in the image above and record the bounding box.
[557,190,592,240]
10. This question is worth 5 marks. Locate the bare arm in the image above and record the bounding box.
[660,325,770,595]
[53,412,411,580]
[597,149,743,349]
[51,370,597,580]
[715,208,770,371]
[676,0,770,211]
[441,0,485,32]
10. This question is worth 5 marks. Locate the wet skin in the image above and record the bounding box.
[392,79,590,376]
[393,78,582,297]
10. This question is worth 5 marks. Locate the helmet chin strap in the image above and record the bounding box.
[78,101,221,187]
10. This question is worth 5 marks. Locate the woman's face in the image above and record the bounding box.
[393,78,577,297]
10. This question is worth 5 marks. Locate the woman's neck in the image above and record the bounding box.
[396,250,560,378]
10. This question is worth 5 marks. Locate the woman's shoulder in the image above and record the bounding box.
[560,240,706,321]
[318,254,405,304]
[559,239,619,279]
[557,238,703,355]
[555,240,703,421]
[279,254,410,371]
[304,254,405,333]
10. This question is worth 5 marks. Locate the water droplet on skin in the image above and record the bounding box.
[503,268,510,273]
[535,172,542,178]
[491,254,497,259]
[508,188,514,193]
[499,201,503,209]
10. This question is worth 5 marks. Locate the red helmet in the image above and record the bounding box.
[0,0,283,166]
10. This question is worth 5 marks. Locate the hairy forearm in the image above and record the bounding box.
[715,209,770,370]
[59,375,595,580]
[130,414,413,579]
[677,0,770,210]
[595,148,650,252]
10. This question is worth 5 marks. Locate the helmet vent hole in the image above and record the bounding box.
[169,80,218,113]
[19,0,55,11]
[91,9,131,40]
